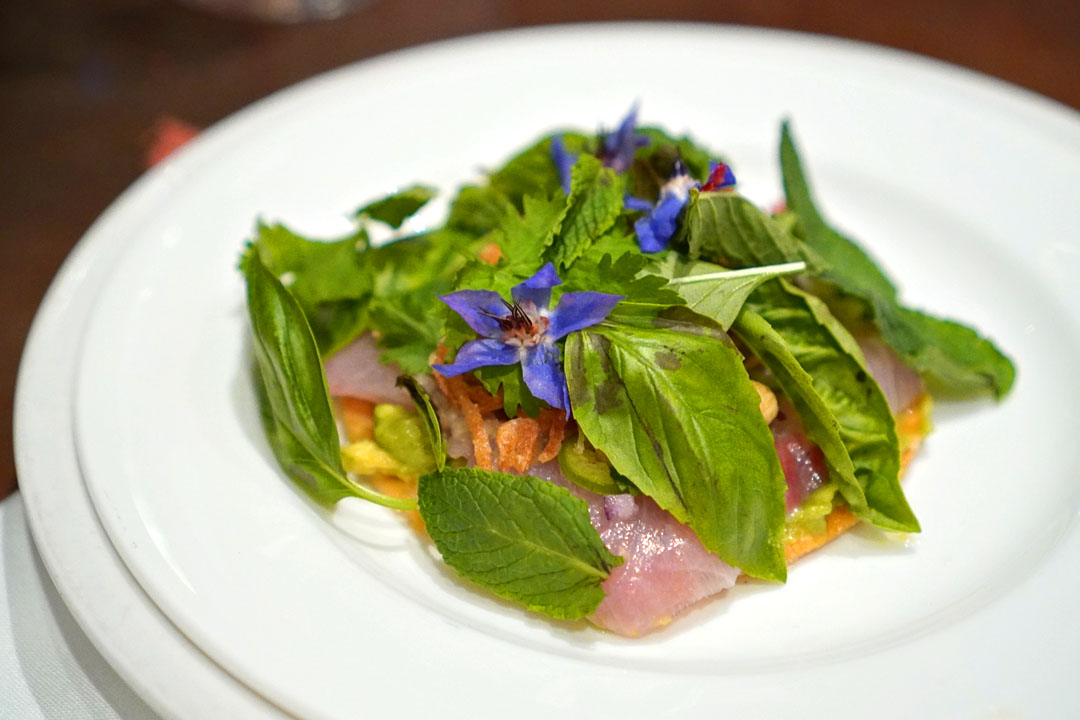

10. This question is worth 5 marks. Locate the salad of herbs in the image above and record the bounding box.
[240,106,1014,622]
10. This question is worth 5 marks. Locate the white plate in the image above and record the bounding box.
[14,122,297,719]
[72,24,1080,719]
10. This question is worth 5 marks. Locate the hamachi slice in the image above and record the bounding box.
[324,334,411,406]
[858,336,924,414]
[527,461,741,637]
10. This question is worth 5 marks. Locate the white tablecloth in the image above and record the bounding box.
[0,492,161,720]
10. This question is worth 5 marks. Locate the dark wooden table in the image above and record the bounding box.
[3,0,1078,500]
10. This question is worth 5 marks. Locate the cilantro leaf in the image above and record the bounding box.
[355,184,437,229]
[489,132,590,208]
[446,185,516,237]
[252,221,370,306]
[417,467,622,620]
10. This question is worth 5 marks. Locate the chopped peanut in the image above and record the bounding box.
[751,381,779,424]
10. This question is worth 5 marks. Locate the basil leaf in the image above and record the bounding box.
[734,280,919,532]
[396,376,445,471]
[780,122,1014,399]
[544,154,628,269]
[566,322,788,581]
[241,249,415,510]
[676,190,808,268]
[655,254,806,330]
[874,301,1016,400]
[417,467,622,620]
[780,121,897,301]
[354,184,437,229]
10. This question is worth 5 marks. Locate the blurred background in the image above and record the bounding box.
[2,0,1078,501]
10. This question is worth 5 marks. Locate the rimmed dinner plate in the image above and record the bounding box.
[60,23,1080,719]
[13,134,297,718]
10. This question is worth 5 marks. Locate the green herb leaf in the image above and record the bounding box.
[492,192,568,279]
[655,255,806,330]
[489,132,590,208]
[630,127,717,200]
[734,280,919,532]
[676,190,809,268]
[562,249,683,316]
[417,467,622,620]
[780,121,897,301]
[355,184,437,229]
[445,185,516,237]
[241,248,415,510]
[544,154,628,269]
[396,376,446,471]
[779,122,1015,399]
[253,222,370,305]
[565,322,788,581]
[474,364,541,419]
[874,301,1016,399]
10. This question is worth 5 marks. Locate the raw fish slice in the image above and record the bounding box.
[324,334,411,405]
[858,336,924,414]
[528,462,740,637]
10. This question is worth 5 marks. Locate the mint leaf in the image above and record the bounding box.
[566,321,787,581]
[355,184,437,229]
[544,154,627,269]
[780,122,1015,399]
[734,280,919,532]
[417,467,622,620]
[241,249,415,510]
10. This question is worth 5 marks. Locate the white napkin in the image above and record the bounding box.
[0,493,162,720]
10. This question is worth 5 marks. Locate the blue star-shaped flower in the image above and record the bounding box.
[434,264,622,415]
[549,104,651,195]
[625,159,738,253]
[624,158,699,253]
[598,103,650,173]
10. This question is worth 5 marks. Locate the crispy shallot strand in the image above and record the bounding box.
[465,382,504,414]
[496,417,540,473]
[435,371,494,471]
[537,409,568,463]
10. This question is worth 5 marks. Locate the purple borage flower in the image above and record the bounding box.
[549,104,651,195]
[625,160,737,253]
[433,263,623,416]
